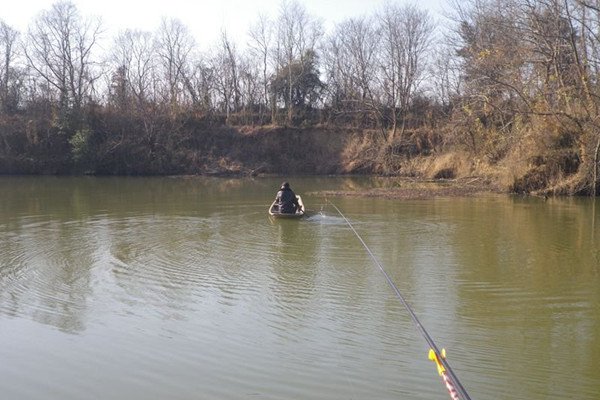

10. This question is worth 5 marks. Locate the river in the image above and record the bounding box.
[0,176,598,399]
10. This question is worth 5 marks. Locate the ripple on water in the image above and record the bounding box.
[2,194,599,400]
[84,213,281,321]
[304,212,347,225]
[0,225,100,327]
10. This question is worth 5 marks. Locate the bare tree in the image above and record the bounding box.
[209,35,238,118]
[25,1,102,128]
[324,16,382,129]
[430,46,462,109]
[248,13,274,123]
[446,0,600,194]
[186,54,216,111]
[378,3,434,142]
[221,31,241,113]
[558,0,600,194]
[155,17,195,111]
[0,20,21,113]
[274,0,323,124]
[236,54,262,124]
[112,29,157,107]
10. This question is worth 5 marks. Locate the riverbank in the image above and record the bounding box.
[314,176,502,200]
[1,118,590,196]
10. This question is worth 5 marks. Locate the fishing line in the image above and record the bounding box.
[326,199,472,400]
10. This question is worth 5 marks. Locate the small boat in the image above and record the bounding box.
[269,195,305,218]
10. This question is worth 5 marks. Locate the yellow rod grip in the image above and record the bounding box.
[428,348,447,376]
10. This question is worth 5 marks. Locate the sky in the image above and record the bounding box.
[3,0,448,48]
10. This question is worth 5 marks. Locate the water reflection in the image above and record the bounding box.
[0,177,599,400]
[436,196,599,399]
[0,218,95,333]
[268,219,317,323]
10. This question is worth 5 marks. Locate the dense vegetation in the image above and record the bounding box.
[1,0,600,195]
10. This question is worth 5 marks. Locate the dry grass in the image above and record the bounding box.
[419,152,473,179]
[196,123,591,196]
[496,117,586,195]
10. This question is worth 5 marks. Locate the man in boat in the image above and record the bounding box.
[275,182,300,214]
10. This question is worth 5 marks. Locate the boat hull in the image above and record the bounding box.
[269,195,305,218]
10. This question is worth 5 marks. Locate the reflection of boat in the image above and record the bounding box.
[269,195,305,218]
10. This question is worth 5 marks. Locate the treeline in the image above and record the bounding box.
[1,0,600,195]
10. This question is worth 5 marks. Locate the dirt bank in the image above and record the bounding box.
[202,126,511,198]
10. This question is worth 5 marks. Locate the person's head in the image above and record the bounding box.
[281,182,290,190]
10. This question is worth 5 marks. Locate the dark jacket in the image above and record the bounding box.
[275,187,299,213]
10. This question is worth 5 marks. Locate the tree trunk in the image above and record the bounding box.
[388,109,397,143]
[271,93,277,124]
[287,62,293,125]
[593,135,600,196]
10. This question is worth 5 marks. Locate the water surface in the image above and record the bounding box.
[0,176,598,399]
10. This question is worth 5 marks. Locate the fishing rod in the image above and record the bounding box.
[326,199,472,400]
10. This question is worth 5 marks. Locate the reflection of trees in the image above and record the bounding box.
[0,175,410,336]
[447,197,600,397]
[0,176,294,333]
[314,196,598,398]
[0,176,278,223]
[0,219,94,333]
[108,215,217,317]
[452,197,600,295]
[268,219,318,315]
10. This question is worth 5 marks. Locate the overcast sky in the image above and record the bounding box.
[4,0,448,48]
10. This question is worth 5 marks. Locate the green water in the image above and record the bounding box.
[0,176,598,399]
